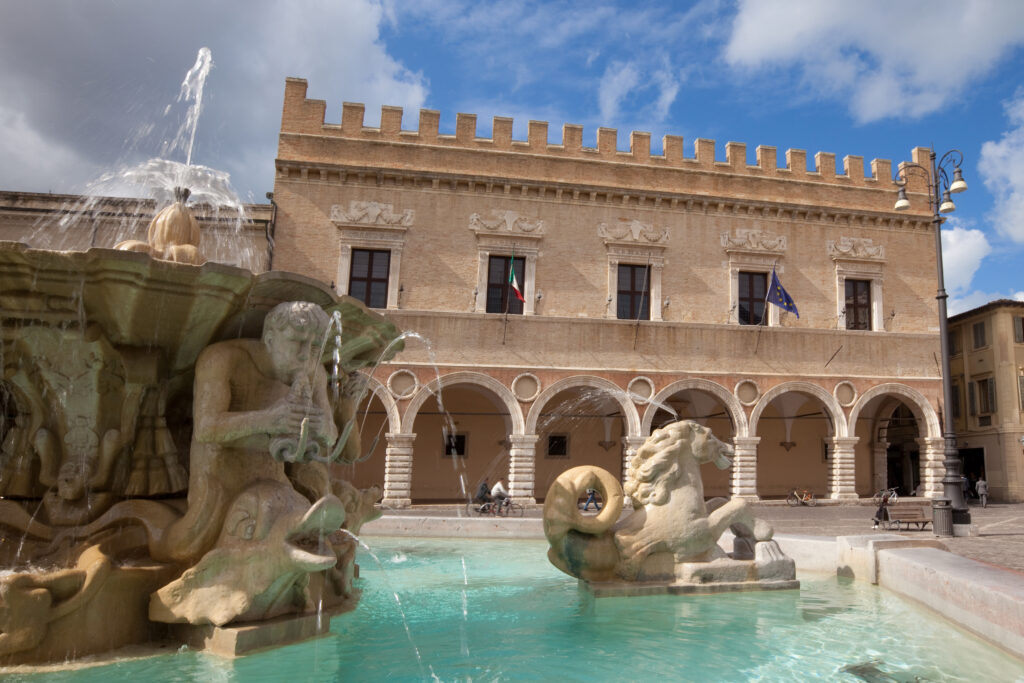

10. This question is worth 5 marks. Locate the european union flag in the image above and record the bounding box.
[767,268,799,318]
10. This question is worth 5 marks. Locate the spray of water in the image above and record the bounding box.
[164,47,213,167]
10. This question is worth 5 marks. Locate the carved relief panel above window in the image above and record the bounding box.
[331,201,412,309]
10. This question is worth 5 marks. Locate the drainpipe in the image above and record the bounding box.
[265,191,277,271]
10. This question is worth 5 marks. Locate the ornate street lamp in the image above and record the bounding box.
[894,149,969,520]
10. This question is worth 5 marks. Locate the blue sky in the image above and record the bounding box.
[1,0,1022,313]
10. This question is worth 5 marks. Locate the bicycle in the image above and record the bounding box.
[786,488,816,506]
[470,499,525,517]
[872,487,899,505]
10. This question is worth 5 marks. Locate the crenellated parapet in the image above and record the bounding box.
[279,78,933,199]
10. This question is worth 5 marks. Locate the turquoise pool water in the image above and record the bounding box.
[10,537,1024,681]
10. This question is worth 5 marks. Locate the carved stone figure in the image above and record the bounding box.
[149,481,346,626]
[543,420,795,588]
[154,301,339,565]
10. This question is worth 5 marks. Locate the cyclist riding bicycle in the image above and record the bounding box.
[491,478,510,509]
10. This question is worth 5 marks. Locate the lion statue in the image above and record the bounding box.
[543,420,774,583]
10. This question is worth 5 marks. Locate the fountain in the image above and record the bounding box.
[0,48,403,665]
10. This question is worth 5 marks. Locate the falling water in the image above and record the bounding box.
[335,529,433,680]
[163,47,213,168]
[27,47,255,270]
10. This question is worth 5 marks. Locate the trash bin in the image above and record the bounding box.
[932,498,953,537]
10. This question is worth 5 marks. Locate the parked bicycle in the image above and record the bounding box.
[872,487,899,505]
[470,499,525,517]
[786,488,816,506]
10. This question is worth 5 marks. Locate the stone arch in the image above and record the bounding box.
[749,381,848,438]
[401,371,524,435]
[361,375,401,434]
[525,375,641,437]
[848,383,940,441]
[643,378,748,437]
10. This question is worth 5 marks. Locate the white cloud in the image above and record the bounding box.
[598,61,641,123]
[0,105,97,192]
[725,0,1024,123]
[979,90,1024,243]
[941,221,991,296]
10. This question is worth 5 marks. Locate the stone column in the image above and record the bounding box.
[730,436,760,500]
[872,441,889,495]
[828,437,859,499]
[917,437,946,498]
[508,434,538,503]
[382,432,415,508]
[621,436,647,488]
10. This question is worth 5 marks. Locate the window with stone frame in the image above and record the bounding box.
[349,249,390,309]
[485,255,525,314]
[973,321,987,349]
[617,263,651,320]
[844,279,872,330]
[737,271,767,325]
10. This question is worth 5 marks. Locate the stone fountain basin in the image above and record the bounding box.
[0,241,342,376]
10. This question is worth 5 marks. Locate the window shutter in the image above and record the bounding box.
[1015,316,1024,343]
[988,378,996,414]
[1019,375,1024,410]
[968,381,977,416]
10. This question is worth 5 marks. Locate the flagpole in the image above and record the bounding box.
[754,260,778,355]
[633,255,651,351]
[502,244,517,346]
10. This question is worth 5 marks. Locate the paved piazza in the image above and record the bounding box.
[380,501,1024,573]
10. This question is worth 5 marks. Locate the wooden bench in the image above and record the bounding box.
[883,502,933,531]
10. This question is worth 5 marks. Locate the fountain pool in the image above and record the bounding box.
[10,537,1022,681]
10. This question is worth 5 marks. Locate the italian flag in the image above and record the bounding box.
[509,258,525,302]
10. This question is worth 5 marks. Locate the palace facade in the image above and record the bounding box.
[271,77,948,506]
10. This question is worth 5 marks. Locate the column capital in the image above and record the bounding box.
[509,433,539,448]
[385,432,416,448]
[831,436,860,450]
[622,435,647,449]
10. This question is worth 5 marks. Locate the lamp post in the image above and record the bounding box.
[894,149,969,520]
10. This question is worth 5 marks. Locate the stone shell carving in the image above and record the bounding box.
[330,201,414,226]
[469,210,544,234]
[598,219,669,244]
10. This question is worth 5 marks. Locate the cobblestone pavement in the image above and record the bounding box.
[385,500,1024,572]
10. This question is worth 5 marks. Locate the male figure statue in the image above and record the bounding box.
[155,301,338,563]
